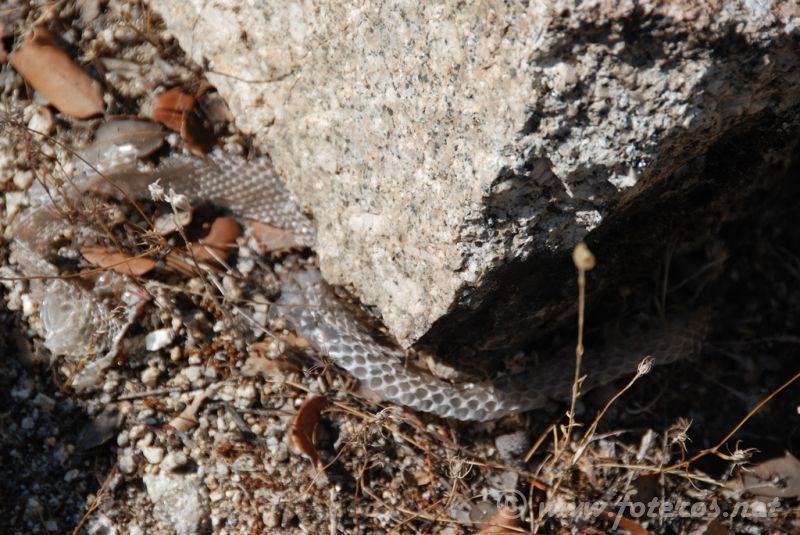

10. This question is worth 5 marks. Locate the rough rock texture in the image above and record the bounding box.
[150,0,800,351]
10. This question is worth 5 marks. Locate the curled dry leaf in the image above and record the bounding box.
[81,245,156,277]
[190,216,242,263]
[291,395,328,469]
[10,26,104,119]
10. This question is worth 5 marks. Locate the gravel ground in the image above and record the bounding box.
[0,2,798,534]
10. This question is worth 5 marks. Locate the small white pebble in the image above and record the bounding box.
[64,469,80,482]
[141,446,164,465]
[182,365,203,383]
[21,416,35,430]
[145,328,174,351]
[4,191,27,223]
[21,293,37,318]
[129,424,145,441]
[234,384,257,409]
[141,366,160,388]
[161,451,188,472]
[13,169,35,190]
[117,430,130,448]
[118,452,136,474]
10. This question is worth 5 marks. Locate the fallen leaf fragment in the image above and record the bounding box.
[291,395,328,469]
[86,118,166,160]
[598,511,649,535]
[475,506,521,534]
[81,245,156,276]
[152,86,216,154]
[241,354,299,380]
[190,216,242,263]
[167,389,209,433]
[10,26,104,118]
[152,87,195,132]
[742,451,800,498]
[248,220,306,252]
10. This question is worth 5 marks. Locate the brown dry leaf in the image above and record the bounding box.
[241,354,299,380]
[475,506,521,534]
[152,86,216,154]
[742,451,800,498]
[152,87,195,132]
[81,245,155,276]
[10,26,104,119]
[291,395,328,469]
[190,216,242,263]
[180,106,216,155]
[248,220,306,252]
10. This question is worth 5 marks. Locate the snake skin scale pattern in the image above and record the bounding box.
[20,150,709,421]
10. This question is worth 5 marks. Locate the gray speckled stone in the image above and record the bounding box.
[150,0,800,350]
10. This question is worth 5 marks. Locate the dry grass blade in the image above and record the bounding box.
[10,26,104,118]
[291,395,329,469]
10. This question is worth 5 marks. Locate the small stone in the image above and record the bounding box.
[13,169,35,190]
[129,424,145,440]
[25,497,43,519]
[33,393,56,412]
[142,446,164,464]
[182,365,203,383]
[263,510,280,529]
[272,442,289,463]
[143,471,210,535]
[118,452,136,474]
[145,328,174,351]
[234,383,257,409]
[11,381,33,400]
[21,416,35,430]
[64,468,80,482]
[162,451,188,472]
[141,366,160,388]
[4,191,27,222]
[494,430,532,463]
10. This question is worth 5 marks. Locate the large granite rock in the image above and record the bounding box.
[150,0,800,352]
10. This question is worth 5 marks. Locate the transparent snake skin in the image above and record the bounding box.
[18,149,708,420]
[275,269,708,421]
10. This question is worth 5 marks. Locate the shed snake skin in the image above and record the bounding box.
[11,150,709,421]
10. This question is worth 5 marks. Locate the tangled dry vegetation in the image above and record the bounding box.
[0,2,798,534]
